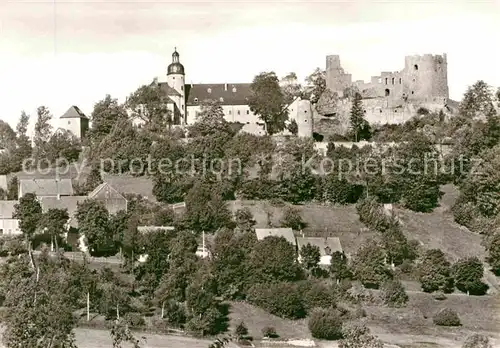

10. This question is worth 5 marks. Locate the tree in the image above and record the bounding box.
[248,236,303,284]
[110,319,144,348]
[234,208,256,233]
[184,180,235,233]
[11,112,32,172]
[486,233,500,275]
[304,68,326,104]
[32,106,53,162]
[329,251,351,282]
[234,321,248,339]
[287,119,298,135]
[13,193,43,244]
[248,72,288,135]
[280,206,306,230]
[459,80,497,119]
[380,279,408,307]
[300,243,320,271]
[280,72,303,105]
[41,208,69,252]
[84,164,104,193]
[7,176,18,200]
[339,325,384,348]
[350,92,370,142]
[77,199,116,257]
[46,129,81,163]
[89,94,128,146]
[418,249,454,293]
[452,257,488,295]
[308,308,343,340]
[462,333,493,348]
[126,79,174,134]
[352,241,391,289]
[1,250,80,348]
[433,308,461,326]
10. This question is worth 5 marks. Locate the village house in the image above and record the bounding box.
[18,178,74,199]
[296,236,343,266]
[0,201,21,235]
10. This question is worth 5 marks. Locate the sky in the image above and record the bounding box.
[0,0,499,131]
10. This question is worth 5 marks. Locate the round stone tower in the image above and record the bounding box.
[296,98,313,138]
[402,53,448,103]
[166,48,186,122]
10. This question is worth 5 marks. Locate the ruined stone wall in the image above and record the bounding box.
[326,55,352,97]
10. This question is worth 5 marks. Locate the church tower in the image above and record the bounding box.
[166,48,186,124]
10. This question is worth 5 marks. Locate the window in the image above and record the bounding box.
[68,121,71,124]
[220,97,224,102]
[324,246,331,255]
[187,111,189,117]
[391,77,395,85]
[411,91,414,94]
[173,76,175,79]
[232,87,237,93]
[237,110,240,115]
[385,89,390,97]
[246,110,249,115]
[399,78,402,84]
[414,64,418,70]
[363,110,366,113]
[194,98,198,102]
[181,86,183,91]
[229,110,232,115]
[385,78,388,85]
[207,88,212,93]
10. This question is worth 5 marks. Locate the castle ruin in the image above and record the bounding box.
[315,53,452,136]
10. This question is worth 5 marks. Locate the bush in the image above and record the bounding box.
[349,306,367,319]
[247,283,306,319]
[262,326,278,338]
[308,308,343,340]
[165,300,187,327]
[462,333,492,348]
[433,292,447,301]
[380,280,408,307]
[235,321,248,338]
[304,282,337,311]
[451,202,478,228]
[433,308,461,326]
[124,312,145,327]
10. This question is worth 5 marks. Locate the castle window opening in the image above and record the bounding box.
[237,110,240,115]
[379,109,383,113]
[68,121,71,124]
[181,86,183,91]
[414,64,418,70]
[385,89,390,97]
[412,79,415,82]
[399,78,402,84]
[232,87,237,93]
[207,88,212,93]
[385,78,388,85]
[229,110,232,115]
[194,98,198,102]
[411,91,414,95]
[363,110,366,113]
[220,97,224,102]
[246,110,249,115]
[391,77,395,85]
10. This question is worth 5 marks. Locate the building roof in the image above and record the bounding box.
[137,226,175,233]
[185,83,252,106]
[0,201,17,219]
[255,227,296,246]
[60,105,88,119]
[102,175,155,201]
[19,178,74,197]
[296,237,343,256]
[158,82,182,97]
[88,182,126,201]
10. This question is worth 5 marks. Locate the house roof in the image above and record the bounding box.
[60,105,88,119]
[255,228,296,246]
[185,83,252,106]
[158,82,182,97]
[19,178,74,197]
[296,237,343,256]
[0,175,7,190]
[0,201,17,219]
[137,226,175,233]
[88,182,126,201]
[39,196,88,228]
[102,175,155,201]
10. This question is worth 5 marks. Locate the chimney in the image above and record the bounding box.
[224,83,228,91]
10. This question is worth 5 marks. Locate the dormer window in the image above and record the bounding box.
[207,88,212,94]
[220,97,224,102]
[232,87,237,93]
[324,246,332,255]
[194,98,198,102]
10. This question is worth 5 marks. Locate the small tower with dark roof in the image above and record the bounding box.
[59,105,89,139]
[166,48,186,123]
